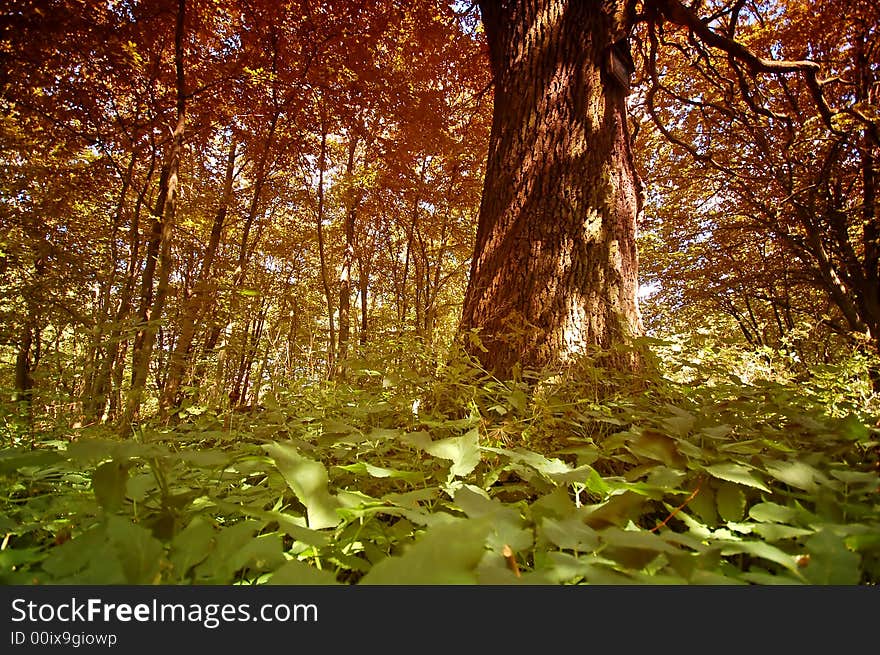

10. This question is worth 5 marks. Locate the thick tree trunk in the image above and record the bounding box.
[462,0,643,377]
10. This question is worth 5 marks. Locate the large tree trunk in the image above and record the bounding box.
[461,0,643,378]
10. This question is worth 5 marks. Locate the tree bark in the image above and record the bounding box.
[122,0,187,431]
[461,0,643,378]
[160,137,237,412]
[315,118,337,374]
[337,132,361,364]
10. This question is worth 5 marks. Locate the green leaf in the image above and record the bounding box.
[264,442,341,529]
[453,486,532,553]
[751,524,813,542]
[170,516,216,577]
[269,559,339,585]
[688,483,717,526]
[92,459,131,512]
[719,540,802,576]
[335,461,424,483]
[41,526,124,583]
[627,430,685,467]
[104,515,164,584]
[661,406,696,437]
[716,482,746,522]
[0,449,64,474]
[360,519,490,584]
[540,516,600,551]
[762,459,822,492]
[506,388,528,412]
[705,463,770,492]
[599,527,680,553]
[748,502,798,524]
[802,530,861,585]
[482,446,571,477]
[403,429,480,477]
[192,520,263,582]
[228,533,285,573]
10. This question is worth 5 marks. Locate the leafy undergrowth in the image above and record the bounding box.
[2,340,879,585]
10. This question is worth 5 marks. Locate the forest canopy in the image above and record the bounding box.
[0,0,878,586]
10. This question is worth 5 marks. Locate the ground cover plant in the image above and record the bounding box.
[2,336,877,585]
[2,0,879,588]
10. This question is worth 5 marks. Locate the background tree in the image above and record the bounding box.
[635,0,879,375]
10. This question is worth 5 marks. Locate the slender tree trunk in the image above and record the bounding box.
[13,325,34,422]
[358,254,370,346]
[315,119,336,374]
[160,137,237,412]
[122,0,187,431]
[87,147,156,422]
[461,0,643,378]
[337,133,361,364]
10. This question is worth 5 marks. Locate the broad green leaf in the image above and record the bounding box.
[749,502,798,524]
[627,430,684,467]
[719,540,802,576]
[126,472,156,502]
[688,483,717,526]
[175,450,232,467]
[582,491,646,528]
[540,516,600,551]
[92,459,130,512]
[360,519,490,584]
[335,461,424,483]
[705,463,770,492]
[700,424,732,440]
[104,515,164,584]
[542,552,633,584]
[530,487,578,521]
[321,417,356,436]
[716,482,746,522]
[0,449,64,474]
[228,533,285,573]
[264,442,341,529]
[404,429,480,477]
[802,530,861,585]
[661,407,696,437]
[192,520,263,582]
[453,487,532,552]
[170,516,216,576]
[41,526,122,582]
[482,446,570,476]
[762,459,822,492]
[829,469,878,487]
[738,571,804,585]
[599,527,679,553]
[506,388,528,412]
[269,559,339,585]
[751,524,813,542]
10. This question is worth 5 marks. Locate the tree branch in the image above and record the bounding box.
[649,0,839,131]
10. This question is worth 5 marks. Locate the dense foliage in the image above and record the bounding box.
[2,337,877,585]
[1,0,878,586]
